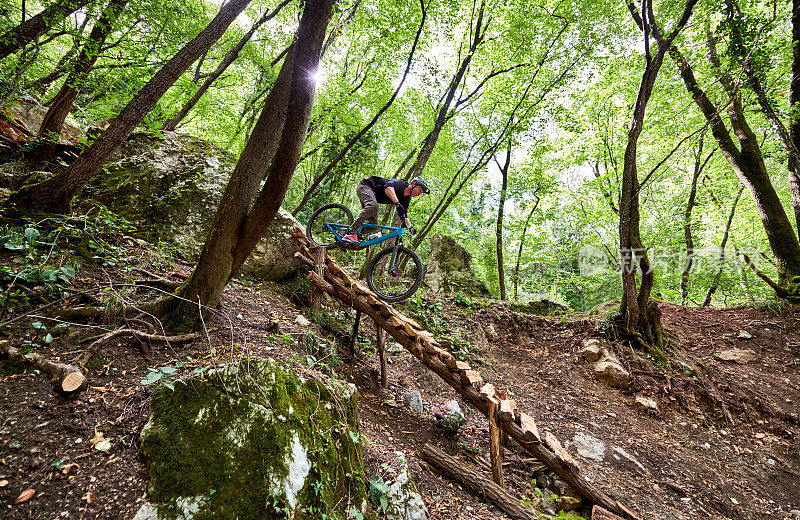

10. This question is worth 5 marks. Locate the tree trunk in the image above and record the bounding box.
[669,43,800,294]
[495,141,511,301]
[702,186,743,307]
[0,0,91,60]
[30,0,127,164]
[166,0,334,330]
[792,0,800,232]
[289,0,427,217]
[7,0,254,213]
[161,0,292,132]
[621,0,697,358]
[513,194,538,301]
[681,136,712,305]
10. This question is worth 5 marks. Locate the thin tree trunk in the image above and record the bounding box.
[791,0,800,232]
[669,41,800,292]
[621,0,697,358]
[24,8,92,95]
[0,0,91,60]
[31,0,127,163]
[513,194,538,301]
[167,0,335,329]
[703,186,744,307]
[7,0,254,213]
[290,0,427,217]
[494,141,511,301]
[161,0,292,132]
[681,135,713,305]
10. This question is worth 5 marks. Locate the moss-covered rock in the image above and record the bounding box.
[136,358,367,520]
[89,131,305,281]
[423,234,490,297]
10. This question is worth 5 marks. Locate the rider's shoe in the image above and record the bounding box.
[342,233,360,245]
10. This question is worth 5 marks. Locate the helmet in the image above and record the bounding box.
[411,176,430,194]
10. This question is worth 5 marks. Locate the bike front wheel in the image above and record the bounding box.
[306,203,354,248]
[367,246,423,302]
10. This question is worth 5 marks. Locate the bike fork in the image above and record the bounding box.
[389,245,401,277]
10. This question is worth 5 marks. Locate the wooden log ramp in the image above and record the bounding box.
[292,229,640,520]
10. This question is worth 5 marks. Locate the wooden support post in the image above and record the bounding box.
[488,400,504,487]
[310,246,326,311]
[348,309,361,357]
[376,324,387,389]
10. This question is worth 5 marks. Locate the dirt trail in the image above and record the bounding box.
[1,259,799,520]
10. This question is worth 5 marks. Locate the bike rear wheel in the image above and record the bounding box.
[367,246,423,302]
[306,203,354,248]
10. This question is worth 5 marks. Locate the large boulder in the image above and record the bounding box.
[136,358,367,520]
[424,234,490,296]
[8,96,84,142]
[90,132,305,281]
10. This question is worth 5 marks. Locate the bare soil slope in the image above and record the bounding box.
[1,246,798,520]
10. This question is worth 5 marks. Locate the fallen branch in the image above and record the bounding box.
[79,328,200,366]
[1,340,87,394]
[740,253,788,299]
[420,443,538,520]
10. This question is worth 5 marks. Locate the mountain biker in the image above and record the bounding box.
[342,176,430,245]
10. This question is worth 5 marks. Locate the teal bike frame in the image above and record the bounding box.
[325,222,405,249]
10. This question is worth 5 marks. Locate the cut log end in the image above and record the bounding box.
[60,370,87,394]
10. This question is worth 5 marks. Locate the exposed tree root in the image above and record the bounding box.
[78,328,200,367]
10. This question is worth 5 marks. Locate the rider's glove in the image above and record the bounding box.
[408,225,416,235]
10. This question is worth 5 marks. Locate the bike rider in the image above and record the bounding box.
[342,176,430,245]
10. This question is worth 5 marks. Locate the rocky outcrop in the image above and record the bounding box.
[424,234,490,297]
[580,338,633,390]
[9,97,83,142]
[136,358,367,520]
[91,132,305,281]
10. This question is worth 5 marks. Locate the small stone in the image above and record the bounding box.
[634,395,659,413]
[737,330,753,339]
[675,360,696,377]
[403,390,424,414]
[572,432,605,461]
[236,313,243,320]
[295,315,311,327]
[754,433,765,440]
[767,458,776,466]
[580,338,604,362]
[717,348,757,364]
[594,360,632,389]
[443,400,465,421]
[680,498,692,503]
[789,509,800,519]
[432,495,441,502]
[485,324,498,342]
[387,342,404,354]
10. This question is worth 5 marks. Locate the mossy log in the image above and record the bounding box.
[1,340,87,394]
[292,229,640,520]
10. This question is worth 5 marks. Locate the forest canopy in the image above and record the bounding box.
[1,0,798,315]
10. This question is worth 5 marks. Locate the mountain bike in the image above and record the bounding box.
[305,203,423,302]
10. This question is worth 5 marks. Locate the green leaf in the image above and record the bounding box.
[31,321,45,330]
[24,227,40,244]
[163,381,175,391]
[43,333,54,344]
[60,265,76,279]
[41,267,58,282]
[160,366,178,375]
[141,371,162,385]
[348,430,360,444]
[94,439,111,451]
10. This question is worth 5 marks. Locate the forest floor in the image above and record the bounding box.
[1,238,799,520]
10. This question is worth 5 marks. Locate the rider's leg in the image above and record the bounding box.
[345,184,379,240]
